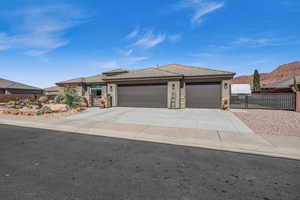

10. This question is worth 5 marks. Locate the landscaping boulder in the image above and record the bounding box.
[38,96,48,103]
[80,97,88,107]
[46,104,69,112]
[37,106,53,115]
[20,107,37,116]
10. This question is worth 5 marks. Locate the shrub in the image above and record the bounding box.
[62,91,80,108]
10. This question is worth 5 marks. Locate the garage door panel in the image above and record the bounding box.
[118,84,167,108]
[186,82,221,108]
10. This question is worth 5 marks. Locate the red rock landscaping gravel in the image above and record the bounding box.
[233,109,300,137]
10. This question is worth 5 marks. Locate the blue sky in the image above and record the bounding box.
[1,0,300,88]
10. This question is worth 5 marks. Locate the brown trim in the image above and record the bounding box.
[104,76,183,83]
[184,74,235,80]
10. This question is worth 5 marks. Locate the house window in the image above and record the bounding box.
[91,86,102,98]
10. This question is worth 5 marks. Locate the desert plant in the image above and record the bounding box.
[54,95,64,104]
[292,77,299,92]
[253,69,261,92]
[62,91,80,108]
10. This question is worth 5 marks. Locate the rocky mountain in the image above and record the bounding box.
[230,61,300,85]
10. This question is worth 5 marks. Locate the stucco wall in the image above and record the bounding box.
[296,92,300,112]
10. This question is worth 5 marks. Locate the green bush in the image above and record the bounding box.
[62,91,80,108]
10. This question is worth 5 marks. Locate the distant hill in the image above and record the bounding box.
[230,61,300,85]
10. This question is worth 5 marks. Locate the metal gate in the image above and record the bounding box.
[230,93,295,110]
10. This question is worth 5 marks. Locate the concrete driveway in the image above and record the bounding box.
[67,107,253,133]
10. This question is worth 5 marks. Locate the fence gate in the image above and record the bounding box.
[230,93,295,110]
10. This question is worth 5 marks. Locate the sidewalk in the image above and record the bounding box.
[0,115,300,160]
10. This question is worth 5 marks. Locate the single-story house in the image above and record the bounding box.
[0,78,43,95]
[261,75,300,93]
[44,86,64,96]
[56,64,235,109]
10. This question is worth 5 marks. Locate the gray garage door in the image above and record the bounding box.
[118,83,168,108]
[186,82,221,108]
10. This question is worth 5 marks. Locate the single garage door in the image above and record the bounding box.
[118,83,168,108]
[186,82,221,108]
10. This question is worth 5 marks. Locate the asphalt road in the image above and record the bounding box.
[0,124,299,200]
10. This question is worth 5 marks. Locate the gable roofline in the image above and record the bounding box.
[0,77,42,90]
[57,64,235,84]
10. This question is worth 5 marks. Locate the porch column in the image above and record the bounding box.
[221,80,230,110]
[168,81,180,109]
[107,83,117,107]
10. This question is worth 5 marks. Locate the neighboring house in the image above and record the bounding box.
[0,78,43,95]
[231,84,251,96]
[56,64,235,109]
[261,75,300,93]
[44,86,64,96]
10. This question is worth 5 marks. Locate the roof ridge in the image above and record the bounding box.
[170,64,234,74]
[153,66,182,75]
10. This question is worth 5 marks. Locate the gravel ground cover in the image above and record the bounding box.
[233,109,300,137]
[0,109,87,122]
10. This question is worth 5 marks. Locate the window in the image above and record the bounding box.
[91,86,102,97]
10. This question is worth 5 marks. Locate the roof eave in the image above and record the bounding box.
[184,73,235,79]
[103,75,183,82]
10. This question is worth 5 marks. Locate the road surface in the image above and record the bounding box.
[0,124,299,200]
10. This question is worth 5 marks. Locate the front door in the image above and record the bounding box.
[91,86,102,106]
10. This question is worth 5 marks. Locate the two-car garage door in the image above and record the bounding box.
[118,83,168,108]
[186,82,221,108]
[117,82,221,109]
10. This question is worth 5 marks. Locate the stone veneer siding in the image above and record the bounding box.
[221,80,230,109]
[167,81,181,109]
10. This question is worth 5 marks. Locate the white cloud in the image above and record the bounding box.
[91,56,148,70]
[24,49,51,56]
[0,4,87,56]
[118,48,133,56]
[168,34,182,42]
[176,0,224,24]
[0,45,10,51]
[126,27,139,39]
[90,60,119,69]
[233,37,270,46]
[134,31,166,48]
[127,56,148,64]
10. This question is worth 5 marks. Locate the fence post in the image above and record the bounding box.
[296,92,300,112]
